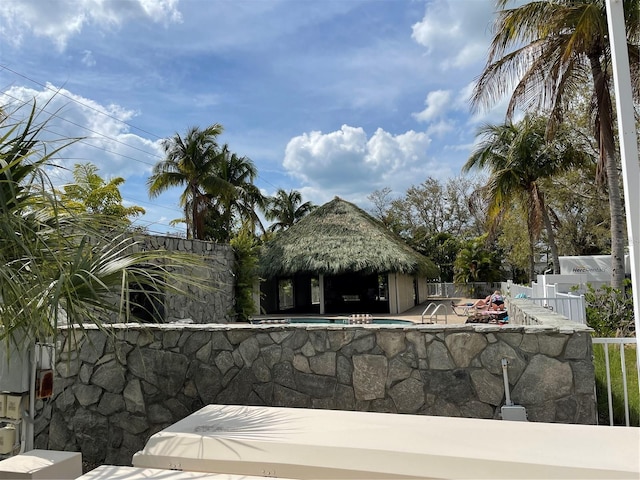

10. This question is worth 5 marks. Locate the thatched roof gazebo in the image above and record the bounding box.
[259,197,439,315]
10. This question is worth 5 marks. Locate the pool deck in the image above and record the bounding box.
[252,297,474,325]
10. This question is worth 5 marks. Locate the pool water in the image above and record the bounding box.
[254,318,415,326]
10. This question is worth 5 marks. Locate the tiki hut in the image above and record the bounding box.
[259,197,439,315]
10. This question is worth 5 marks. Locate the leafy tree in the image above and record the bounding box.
[367,187,394,224]
[61,162,145,223]
[473,0,640,288]
[387,176,481,240]
[419,232,462,282]
[542,167,611,255]
[229,224,261,321]
[0,102,207,345]
[464,115,588,279]
[367,178,484,277]
[265,189,315,233]
[148,124,224,240]
[453,236,503,295]
[496,205,539,282]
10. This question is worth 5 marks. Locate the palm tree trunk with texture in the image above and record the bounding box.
[590,53,626,289]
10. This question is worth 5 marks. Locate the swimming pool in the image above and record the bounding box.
[252,317,415,326]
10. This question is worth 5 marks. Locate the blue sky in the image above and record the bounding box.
[0,0,507,236]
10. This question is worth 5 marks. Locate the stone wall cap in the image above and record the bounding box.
[59,322,592,335]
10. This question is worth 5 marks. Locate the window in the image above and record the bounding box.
[311,278,320,304]
[278,279,294,310]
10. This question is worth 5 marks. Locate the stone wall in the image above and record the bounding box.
[36,321,596,466]
[139,235,235,323]
[506,297,572,326]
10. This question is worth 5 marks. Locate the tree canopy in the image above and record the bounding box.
[472,0,640,288]
[147,124,224,240]
[61,162,145,223]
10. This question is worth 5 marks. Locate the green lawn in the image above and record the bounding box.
[593,343,639,426]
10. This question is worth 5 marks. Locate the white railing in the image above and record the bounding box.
[426,282,498,299]
[503,280,586,324]
[505,282,533,298]
[592,337,638,427]
[421,303,447,324]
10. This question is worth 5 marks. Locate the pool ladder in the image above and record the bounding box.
[421,303,447,324]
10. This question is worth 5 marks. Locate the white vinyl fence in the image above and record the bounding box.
[502,280,587,324]
[592,337,638,427]
[425,282,498,299]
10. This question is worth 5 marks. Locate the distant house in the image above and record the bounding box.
[259,197,439,315]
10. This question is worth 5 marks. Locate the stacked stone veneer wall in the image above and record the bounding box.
[139,235,235,323]
[35,321,596,466]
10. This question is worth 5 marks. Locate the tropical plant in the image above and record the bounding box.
[473,0,640,288]
[147,124,224,240]
[60,162,145,222]
[0,102,208,345]
[584,281,635,337]
[464,116,588,279]
[230,224,261,321]
[453,236,503,294]
[418,232,462,282]
[265,189,315,233]
[204,145,265,242]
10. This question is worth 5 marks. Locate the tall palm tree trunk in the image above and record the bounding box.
[527,217,536,282]
[531,183,560,275]
[590,54,626,289]
[541,206,560,274]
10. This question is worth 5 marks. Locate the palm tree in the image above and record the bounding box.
[464,116,588,279]
[147,124,224,240]
[265,189,315,233]
[472,0,640,288]
[61,162,145,222]
[205,145,266,242]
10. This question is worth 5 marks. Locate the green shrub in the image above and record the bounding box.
[583,281,635,337]
[230,226,261,322]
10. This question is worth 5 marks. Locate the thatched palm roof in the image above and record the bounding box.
[260,197,439,278]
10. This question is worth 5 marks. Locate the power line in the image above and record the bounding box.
[1,66,301,206]
[1,90,163,163]
[0,64,163,140]
[3,85,282,191]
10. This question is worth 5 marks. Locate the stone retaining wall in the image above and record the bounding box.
[36,322,596,466]
[506,297,572,326]
[139,235,235,323]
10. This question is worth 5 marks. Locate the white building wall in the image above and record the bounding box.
[416,277,428,304]
[389,273,416,314]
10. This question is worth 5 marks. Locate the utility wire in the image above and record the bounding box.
[1,66,295,205]
[0,64,162,140]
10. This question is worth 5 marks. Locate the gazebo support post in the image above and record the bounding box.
[319,273,325,315]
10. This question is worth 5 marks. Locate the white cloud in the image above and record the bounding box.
[283,125,445,203]
[81,50,96,67]
[0,0,182,50]
[456,82,476,110]
[426,120,455,137]
[0,84,161,182]
[411,0,493,70]
[413,90,452,122]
